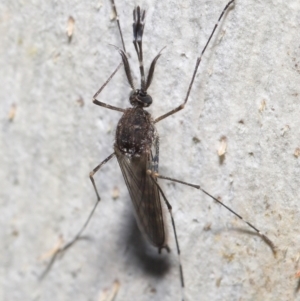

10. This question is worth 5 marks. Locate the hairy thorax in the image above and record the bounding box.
[115,107,156,156]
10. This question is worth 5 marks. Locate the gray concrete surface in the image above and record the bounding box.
[1,0,300,300]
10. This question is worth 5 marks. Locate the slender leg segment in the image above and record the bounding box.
[110,0,127,52]
[92,0,130,113]
[149,174,185,301]
[149,171,276,255]
[93,63,126,113]
[154,0,235,124]
[89,153,115,201]
[41,153,115,279]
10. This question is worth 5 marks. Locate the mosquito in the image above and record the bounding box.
[43,1,276,300]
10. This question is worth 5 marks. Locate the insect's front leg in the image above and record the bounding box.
[93,64,126,113]
[154,0,235,124]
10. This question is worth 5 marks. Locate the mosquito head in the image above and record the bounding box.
[129,89,152,107]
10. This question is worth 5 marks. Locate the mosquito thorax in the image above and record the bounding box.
[129,89,152,107]
[115,105,155,157]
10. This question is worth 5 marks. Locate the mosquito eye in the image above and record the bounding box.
[139,94,152,107]
[129,90,152,107]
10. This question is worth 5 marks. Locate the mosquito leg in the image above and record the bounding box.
[110,0,127,52]
[89,153,115,202]
[93,0,129,113]
[149,174,185,301]
[154,0,235,124]
[41,153,115,279]
[93,63,126,113]
[149,171,276,255]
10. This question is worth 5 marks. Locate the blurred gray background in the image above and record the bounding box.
[1,0,300,300]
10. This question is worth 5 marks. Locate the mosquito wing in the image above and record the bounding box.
[114,147,168,249]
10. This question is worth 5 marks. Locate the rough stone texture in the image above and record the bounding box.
[1,0,300,301]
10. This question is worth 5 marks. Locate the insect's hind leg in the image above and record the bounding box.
[41,153,115,279]
[151,171,276,255]
[148,174,185,301]
[154,0,235,124]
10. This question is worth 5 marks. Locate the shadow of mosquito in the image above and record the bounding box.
[122,212,171,277]
[295,278,300,295]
